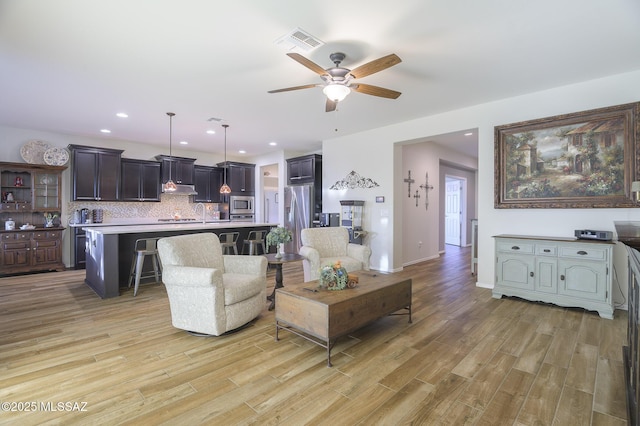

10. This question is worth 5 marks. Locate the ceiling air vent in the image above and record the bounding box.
[274,27,324,53]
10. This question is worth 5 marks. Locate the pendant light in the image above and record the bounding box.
[219,124,231,194]
[164,112,177,192]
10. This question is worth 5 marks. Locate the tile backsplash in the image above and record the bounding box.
[67,193,227,224]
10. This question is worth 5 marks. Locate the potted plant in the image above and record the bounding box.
[266,226,292,258]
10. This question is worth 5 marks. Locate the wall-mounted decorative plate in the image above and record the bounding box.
[43,147,69,166]
[20,140,52,164]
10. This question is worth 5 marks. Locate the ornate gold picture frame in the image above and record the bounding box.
[494,102,640,208]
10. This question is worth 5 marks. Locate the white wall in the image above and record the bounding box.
[322,69,640,308]
[3,69,639,310]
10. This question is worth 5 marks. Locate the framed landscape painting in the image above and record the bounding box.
[494,102,640,208]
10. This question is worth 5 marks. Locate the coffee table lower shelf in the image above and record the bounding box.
[274,271,412,367]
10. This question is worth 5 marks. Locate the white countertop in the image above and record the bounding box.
[84,222,277,235]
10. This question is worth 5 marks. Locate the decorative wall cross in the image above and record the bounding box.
[413,190,420,207]
[419,172,434,210]
[404,170,415,198]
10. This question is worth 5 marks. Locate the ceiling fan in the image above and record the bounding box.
[268,52,402,112]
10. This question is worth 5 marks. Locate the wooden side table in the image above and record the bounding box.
[264,253,304,311]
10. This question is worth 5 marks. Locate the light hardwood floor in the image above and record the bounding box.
[0,246,628,425]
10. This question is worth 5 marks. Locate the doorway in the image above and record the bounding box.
[445,175,465,246]
[261,163,279,223]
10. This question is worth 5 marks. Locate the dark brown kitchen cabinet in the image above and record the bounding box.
[68,145,123,201]
[155,155,196,185]
[73,227,86,269]
[0,229,64,275]
[120,159,161,202]
[193,165,224,203]
[287,154,321,185]
[217,161,255,195]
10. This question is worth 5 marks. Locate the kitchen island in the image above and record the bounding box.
[84,222,276,298]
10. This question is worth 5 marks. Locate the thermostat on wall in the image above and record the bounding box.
[574,229,613,241]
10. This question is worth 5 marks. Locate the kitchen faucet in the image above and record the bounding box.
[194,203,206,223]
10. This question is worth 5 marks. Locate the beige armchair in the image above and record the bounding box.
[157,232,267,336]
[299,227,372,282]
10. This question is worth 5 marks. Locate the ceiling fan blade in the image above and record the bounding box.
[349,54,402,79]
[353,83,401,99]
[268,84,318,94]
[326,99,337,112]
[287,53,328,76]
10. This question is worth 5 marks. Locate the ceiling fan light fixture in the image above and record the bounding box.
[323,84,350,102]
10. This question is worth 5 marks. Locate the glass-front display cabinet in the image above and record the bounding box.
[32,171,61,210]
[0,162,66,228]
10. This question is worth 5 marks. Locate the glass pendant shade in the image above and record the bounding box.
[219,183,231,194]
[220,124,231,194]
[164,112,177,192]
[323,84,350,102]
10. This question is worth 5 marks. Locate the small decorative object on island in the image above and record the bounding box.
[43,212,57,228]
[318,260,359,290]
[266,226,292,258]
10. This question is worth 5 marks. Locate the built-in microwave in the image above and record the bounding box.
[230,195,255,215]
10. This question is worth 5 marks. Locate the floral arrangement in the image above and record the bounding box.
[43,213,58,227]
[318,260,358,290]
[266,226,292,247]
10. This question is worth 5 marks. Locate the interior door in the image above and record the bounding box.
[445,178,461,246]
[264,189,279,223]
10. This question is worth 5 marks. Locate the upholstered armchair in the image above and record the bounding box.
[299,227,372,282]
[157,232,267,336]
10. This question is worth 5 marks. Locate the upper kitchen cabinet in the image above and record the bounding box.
[0,162,66,212]
[217,161,255,195]
[68,145,123,201]
[193,165,224,203]
[287,154,321,186]
[155,155,196,185]
[120,159,161,202]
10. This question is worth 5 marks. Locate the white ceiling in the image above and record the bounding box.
[1,0,639,160]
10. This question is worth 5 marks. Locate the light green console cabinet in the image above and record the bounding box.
[493,235,614,319]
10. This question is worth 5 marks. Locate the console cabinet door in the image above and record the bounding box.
[496,255,534,290]
[558,260,607,301]
[535,257,558,294]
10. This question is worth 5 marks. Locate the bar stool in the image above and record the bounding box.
[242,230,267,255]
[128,238,162,296]
[219,232,239,255]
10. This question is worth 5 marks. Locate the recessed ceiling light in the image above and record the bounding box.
[116,112,128,118]
[464,132,473,136]
[179,141,188,145]
[238,150,246,154]
[100,129,111,133]
[269,142,277,146]
[206,130,216,135]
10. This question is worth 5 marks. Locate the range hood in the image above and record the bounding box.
[162,183,198,195]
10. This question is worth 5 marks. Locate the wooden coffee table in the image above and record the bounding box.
[275,271,412,367]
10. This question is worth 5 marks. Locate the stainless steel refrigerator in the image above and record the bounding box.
[283,185,315,253]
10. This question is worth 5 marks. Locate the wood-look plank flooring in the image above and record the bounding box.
[0,246,628,425]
